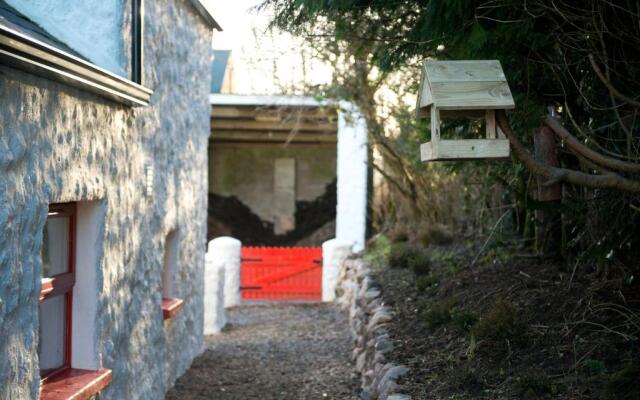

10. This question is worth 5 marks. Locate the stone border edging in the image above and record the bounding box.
[335,256,412,400]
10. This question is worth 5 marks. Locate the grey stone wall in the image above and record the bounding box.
[335,257,411,400]
[0,1,212,398]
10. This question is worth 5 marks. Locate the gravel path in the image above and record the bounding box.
[166,303,359,400]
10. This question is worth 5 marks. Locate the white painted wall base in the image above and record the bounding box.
[208,237,242,308]
[203,250,226,335]
[322,238,353,302]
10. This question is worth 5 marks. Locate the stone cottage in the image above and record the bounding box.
[0,1,220,398]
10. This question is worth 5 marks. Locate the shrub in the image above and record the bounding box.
[388,242,421,269]
[514,371,553,398]
[417,223,454,246]
[581,359,608,376]
[365,234,392,268]
[603,363,640,400]
[408,251,431,276]
[450,365,481,391]
[451,310,478,333]
[473,299,529,353]
[416,274,438,291]
[388,226,410,243]
[422,300,455,329]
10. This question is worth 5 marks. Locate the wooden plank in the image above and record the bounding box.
[211,106,337,119]
[40,368,112,400]
[421,139,510,161]
[418,63,433,109]
[162,297,184,320]
[430,107,440,151]
[425,60,505,83]
[486,110,497,139]
[211,119,336,132]
[431,81,515,110]
[211,131,337,143]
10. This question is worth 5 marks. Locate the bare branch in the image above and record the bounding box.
[588,54,640,108]
[544,115,640,173]
[497,111,640,193]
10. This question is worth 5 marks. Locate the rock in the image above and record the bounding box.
[367,309,393,330]
[375,336,393,354]
[377,365,409,396]
[355,350,367,372]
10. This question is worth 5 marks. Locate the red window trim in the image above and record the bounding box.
[161,297,184,320]
[40,202,76,381]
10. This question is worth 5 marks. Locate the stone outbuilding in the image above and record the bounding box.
[0,1,220,398]
[208,95,369,251]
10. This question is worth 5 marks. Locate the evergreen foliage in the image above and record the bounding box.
[262,0,640,269]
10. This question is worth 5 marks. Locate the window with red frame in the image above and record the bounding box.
[38,203,76,380]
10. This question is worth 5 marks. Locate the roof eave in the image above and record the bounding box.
[188,0,222,31]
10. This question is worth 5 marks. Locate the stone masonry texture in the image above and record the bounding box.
[0,1,213,398]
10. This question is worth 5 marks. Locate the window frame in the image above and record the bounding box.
[131,0,143,85]
[0,0,152,106]
[161,230,184,321]
[39,202,76,383]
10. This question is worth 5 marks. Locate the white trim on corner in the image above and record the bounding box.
[0,24,153,106]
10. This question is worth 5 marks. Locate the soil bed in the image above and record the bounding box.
[371,242,640,399]
[166,303,359,400]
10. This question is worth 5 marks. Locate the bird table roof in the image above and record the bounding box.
[417,60,515,112]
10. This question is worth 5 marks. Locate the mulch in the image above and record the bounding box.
[371,243,640,399]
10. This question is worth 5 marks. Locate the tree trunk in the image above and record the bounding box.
[533,126,562,255]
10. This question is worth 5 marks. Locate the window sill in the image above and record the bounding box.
[0,25,152,106]
[40,368,111,400]
[162,297,184,320]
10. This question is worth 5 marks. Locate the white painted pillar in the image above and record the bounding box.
[208,237,242,308]
[203,250,226,335]
[322,238,353,302]
[336,102,368,252]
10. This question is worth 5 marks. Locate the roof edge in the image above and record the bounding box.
[188,0,222,31]
[210,94,331,107]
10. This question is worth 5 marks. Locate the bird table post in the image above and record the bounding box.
[416,60,515,161]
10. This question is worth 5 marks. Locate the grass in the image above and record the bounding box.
[365,234,392,268]
[422,300,456,329]
[603,363,640,400]
[421,300,478,333]
[388,242,422,270]
[473,299,529,355]
[416,274,439,292]
[514,371,554,399]
[408,251,431,276]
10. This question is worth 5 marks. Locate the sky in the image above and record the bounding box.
[210,1,333,95]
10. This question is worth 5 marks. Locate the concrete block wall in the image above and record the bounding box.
[0,1,213,398]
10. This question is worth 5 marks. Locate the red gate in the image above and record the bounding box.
[241,246,322,301]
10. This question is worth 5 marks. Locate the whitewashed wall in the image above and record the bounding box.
[0,1,213,398]
[322,238,353,302]
[336,103,368,252]
[203,247,226,335]
[207,237,242,308]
